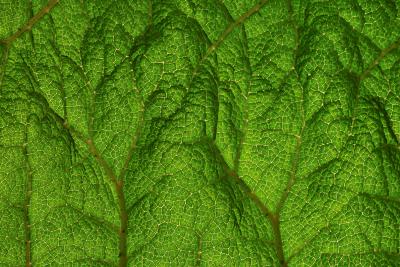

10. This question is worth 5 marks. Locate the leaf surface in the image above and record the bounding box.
[1,0,400,266]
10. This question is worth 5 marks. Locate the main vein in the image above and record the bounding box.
[22,119,33,267]
[0,0,59,46]
[0,1,60,265]
[204,0,300,265]
[205,0,268,58]
[63,123,128,267]
[85,139,128,267]
[210,139,287,265]
[0,0,58,91]
[359,37,400,82]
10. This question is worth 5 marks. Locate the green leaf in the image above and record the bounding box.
[1,0,400,266]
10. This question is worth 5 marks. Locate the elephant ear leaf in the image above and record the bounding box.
[1,0,400,266]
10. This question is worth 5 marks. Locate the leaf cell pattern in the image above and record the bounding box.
[0,0,400,266]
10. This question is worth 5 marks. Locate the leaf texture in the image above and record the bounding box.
[0,0,400,266]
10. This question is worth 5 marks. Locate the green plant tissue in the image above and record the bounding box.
[0,0,399,266]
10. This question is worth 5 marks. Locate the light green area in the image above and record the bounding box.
[0,0,399,266]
